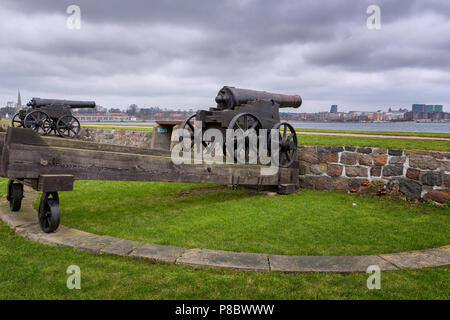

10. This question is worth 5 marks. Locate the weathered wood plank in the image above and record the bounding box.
[6,143,294,185]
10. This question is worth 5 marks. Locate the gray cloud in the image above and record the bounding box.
[0,0,449,112]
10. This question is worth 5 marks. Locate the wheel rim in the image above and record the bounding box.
[11,113,24,128]
[39,192,60,233]
[24,111,52,135]
[228,113,262,164]
[272,122,297,168]
[179,114,209,152]
[56,116,80,138]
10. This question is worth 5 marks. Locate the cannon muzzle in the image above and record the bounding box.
[27,98,96,109]
[215,86,302,110]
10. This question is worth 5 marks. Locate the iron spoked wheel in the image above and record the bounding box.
[11,113,24,128]
[38,192,60,233]
[272,121,297,168]
[179,114,208,151]
[23,110,52,135]
[179,114,196,150]
[56,115,81,138]
[228,113,262,164]
[7,180,23,212]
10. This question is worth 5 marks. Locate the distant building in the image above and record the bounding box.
[75,112,130,122]
[330,105,338,113]
[412,104,425,112]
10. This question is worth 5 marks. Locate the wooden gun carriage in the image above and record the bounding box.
[12,98,96,138]
[180,86,302,168]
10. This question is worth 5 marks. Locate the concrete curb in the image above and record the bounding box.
[1,189,449,273]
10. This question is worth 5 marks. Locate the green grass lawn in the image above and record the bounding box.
[0,223,449,299]
[295,128,450,138]
[298,134,450,151]
[1,180,449,299]
[36,180,450,256]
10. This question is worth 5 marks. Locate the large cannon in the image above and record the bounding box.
[180,86,302,168]
[12,98,96,138]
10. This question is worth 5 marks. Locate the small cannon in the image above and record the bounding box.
[12,98,96,138]
[180,86,302,168]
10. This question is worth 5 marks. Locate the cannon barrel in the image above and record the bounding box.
[27,98,96,109]
[215,86,302,110]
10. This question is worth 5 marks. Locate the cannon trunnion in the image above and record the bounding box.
[12,98,96,138]
[180,86,302,168]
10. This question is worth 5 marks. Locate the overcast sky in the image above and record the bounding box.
[0,0,449,112]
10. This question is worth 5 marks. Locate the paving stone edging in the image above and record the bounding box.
[1,188,449,273]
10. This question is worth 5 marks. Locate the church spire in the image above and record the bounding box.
[16,89,22,110]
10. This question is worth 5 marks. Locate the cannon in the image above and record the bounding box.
[12,98,96,138]
[180,86,302,168]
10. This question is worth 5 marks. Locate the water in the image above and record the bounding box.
[84,120,450,133]
[290,121,450,133]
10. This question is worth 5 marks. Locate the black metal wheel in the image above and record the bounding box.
[179,114,209,151]
[7,180,23,212]
[228,113,262,164]
[11,113,24,128]
[38,192,60,233]
[272,122,297,168]
[56,115,81,138]
[23,110,52,135]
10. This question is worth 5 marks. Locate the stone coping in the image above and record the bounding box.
[1,189,449,273]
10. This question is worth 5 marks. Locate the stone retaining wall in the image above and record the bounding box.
[298,146,450,202]
[77,128,153,148]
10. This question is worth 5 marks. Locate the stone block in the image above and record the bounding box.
[421,172,442,186]
[380,249,450,269]
[389,156,406,164]
[383,165,403,177]
[370,167,382,177]
[423,190,450,203]
[372,148,387,155]
[130,243,186,264]
[358,154,372,166]
[344,146,356,152]
[318,153,338,163]
[345,166,368,177]
[341,152,358,165]
[356,147,372,154]
[298,146,319,164]
[313,176,333,190]
[406,168,420,180]
[269,255,397,273]
[177,249,269,271]
[409,156,440,170]
[373,155,387,166]
[388,149,403,156]
[327,164,343,177]
[445,175,450,188]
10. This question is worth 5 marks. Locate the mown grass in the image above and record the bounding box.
[1,182,449,299]
[295,128,450,138]
[299,134,450,151]
[39,180,450,256]
[0,223,449,299]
